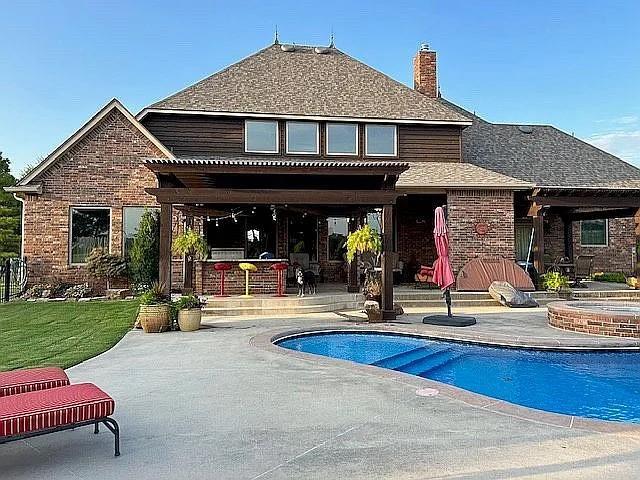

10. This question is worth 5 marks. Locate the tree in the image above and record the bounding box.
[85,248,127,290]
[0,152,21,259]
[128,208,160,286]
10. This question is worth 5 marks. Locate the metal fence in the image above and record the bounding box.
[0,258,28,302]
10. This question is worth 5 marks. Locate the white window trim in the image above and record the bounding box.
[244,120,279,154]
[69,206,113,266]
[580,219,609,247]
[365,124,398,157]
[286,121,320,155]
[326,123,359,156]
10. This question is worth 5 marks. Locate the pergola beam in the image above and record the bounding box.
[146,188,402,205]
[529,195,640,208]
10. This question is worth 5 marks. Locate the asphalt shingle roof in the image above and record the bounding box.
[396,162,532,190]
[147,44,470,123]
[440,100,640,189]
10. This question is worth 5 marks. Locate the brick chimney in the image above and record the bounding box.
[413,43,438,98]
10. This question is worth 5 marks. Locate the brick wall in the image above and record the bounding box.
[573,217,635,274]
[446,190,515,273]
[520,212,636,274]
[22,108,166,286]
[199,261,280,295]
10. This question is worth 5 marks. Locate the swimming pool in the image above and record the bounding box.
[277,332,640,423]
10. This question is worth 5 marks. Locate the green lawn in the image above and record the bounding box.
[0,300,139,371]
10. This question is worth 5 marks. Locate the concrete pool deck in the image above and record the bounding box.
[3,308,640,479]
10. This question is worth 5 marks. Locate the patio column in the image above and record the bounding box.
[183,215,194,294]
[528,203,545,274]
[562,214,574,261]
[380,204,396,321]
[159,203,172,295]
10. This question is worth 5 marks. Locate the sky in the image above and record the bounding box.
[1,0,639,177]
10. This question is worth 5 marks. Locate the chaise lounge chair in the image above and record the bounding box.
[0,367,120,456]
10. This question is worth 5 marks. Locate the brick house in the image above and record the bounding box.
[6,42,640,311]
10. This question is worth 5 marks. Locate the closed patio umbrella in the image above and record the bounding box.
[423,206,476,326]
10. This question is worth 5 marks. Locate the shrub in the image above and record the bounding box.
[85,248,127,290]
[64,283,91,299]
[541,272,570,292]
[592,272,627,283]
[139,282,170,306]
[129,208,160,286]
[173,294,205,310]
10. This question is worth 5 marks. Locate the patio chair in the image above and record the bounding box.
[573,255,594,288]
[0,383,120,456]
[414,263,437,289]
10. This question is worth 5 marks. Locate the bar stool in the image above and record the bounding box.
[213,262,232,297]
[238,262,257,297]
[270,262,289,297]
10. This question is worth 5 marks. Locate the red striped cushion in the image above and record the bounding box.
[0,383,115,437]
[0,367,70,397]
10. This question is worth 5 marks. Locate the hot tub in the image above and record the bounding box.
[548,301,640,338]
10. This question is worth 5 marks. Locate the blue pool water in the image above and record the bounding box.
[277,332,640,423]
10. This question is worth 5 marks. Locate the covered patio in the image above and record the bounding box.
[523,188,640,274]
[143,157,409,320]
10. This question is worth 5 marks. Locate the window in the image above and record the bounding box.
[245,120,278,153]
[326,123,358,155]
[286,121,319,154]
[365,124,397,156]
[70,207,111,264]
[366,211,382,233]
[327,217,349,262]
[123,207,159,259]
[581,219,608,246]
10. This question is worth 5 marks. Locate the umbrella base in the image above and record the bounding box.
[422,315,476,327]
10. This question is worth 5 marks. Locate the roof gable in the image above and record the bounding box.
[18,99,174,186]
[140,44,470,124]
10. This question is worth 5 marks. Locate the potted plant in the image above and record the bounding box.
[541,272,571,299]
[137,282,171,333]
[174,295,205,332]
[172,228,208,293]
[346,224,384,322]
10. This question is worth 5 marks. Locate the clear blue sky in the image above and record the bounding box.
[2,0,639,177]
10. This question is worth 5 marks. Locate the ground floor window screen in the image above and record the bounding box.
[581,219,607,246]
[123,207,159,259]
[70,207,110,264]
[327,217,349,261]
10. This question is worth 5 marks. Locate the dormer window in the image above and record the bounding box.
[365,124,397,157]
[286,121,319,154]
[326,123,358,155]
[245,120,278,153]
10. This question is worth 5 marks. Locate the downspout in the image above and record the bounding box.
[12,193,25,259]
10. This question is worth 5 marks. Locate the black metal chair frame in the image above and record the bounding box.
[0,416,120,456]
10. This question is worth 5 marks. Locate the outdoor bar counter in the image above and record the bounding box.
[194,259,289,296]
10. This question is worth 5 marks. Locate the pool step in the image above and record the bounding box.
[397,348,459,375]
[416,353,466,377]
[371,346,433,369]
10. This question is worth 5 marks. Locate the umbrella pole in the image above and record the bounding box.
[444,288,452,317]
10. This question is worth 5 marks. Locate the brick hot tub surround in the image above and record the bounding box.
[548,301,640,338]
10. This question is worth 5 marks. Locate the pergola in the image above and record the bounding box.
[527,187,640,272]
[143,157,409,320]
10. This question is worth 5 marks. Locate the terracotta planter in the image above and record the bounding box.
[138,304,171,333]
[178,308,202,332]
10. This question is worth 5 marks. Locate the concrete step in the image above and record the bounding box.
[203,301,363,316]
